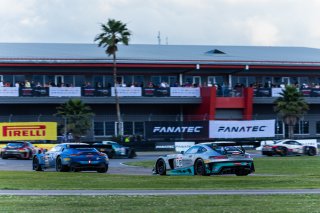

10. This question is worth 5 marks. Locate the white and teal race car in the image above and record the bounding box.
[153,142,255,176]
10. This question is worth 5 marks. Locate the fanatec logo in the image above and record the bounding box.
[217,126,267,133]
[153,126,203,133]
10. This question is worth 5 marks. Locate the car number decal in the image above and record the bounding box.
[175,157,183,168]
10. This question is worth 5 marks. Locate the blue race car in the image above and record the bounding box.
[32,143,109,173]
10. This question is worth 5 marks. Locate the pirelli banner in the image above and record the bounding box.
[209,120,275,139]
[0,122,57,141]
[145,121,208,139]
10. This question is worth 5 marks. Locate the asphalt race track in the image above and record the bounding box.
[0,152,155,175]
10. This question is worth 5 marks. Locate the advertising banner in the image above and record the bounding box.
[155,142,175,150]
[0,122,57,141]
[0,87,19,97]
[271,88,283,97]
[209,120,275,139]
[175,141,195,152]
[49,87,81,97]
[145,121,208,139]
[170,87,200,97]
[111,87,142,96]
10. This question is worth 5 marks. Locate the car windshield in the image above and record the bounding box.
[7,143,24,148]
[208,145,243,155]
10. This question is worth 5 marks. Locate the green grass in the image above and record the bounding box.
[1,195,320,213]
[1,156,320,190]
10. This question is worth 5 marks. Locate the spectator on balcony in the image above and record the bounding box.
[84,82,93,89]
[162,81,169,88]
[172,81,179,87]
[4,82,11,87]
[95,82,102,88]
[146,81,154,88]
[25,80,31,88]
[0,81,3,87]
[35,82,42,88]
[15,81,19,88]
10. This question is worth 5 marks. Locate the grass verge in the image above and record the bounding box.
[1,195,320,213]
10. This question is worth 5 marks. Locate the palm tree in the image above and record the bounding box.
[55,99,94,142]
[94,19,131,137]
[274,85,309,139]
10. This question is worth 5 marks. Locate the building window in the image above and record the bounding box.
[293,121,309,134]
[134,122,144,135]
[75,75,85,87]
[104,76,113,87]
[275,120,283,134]
[94,122,115,136]
[105,122,115,135]
[316,121,320,134]
[31,75,44,86]
[94,122,104,136]
[124,122,133,135]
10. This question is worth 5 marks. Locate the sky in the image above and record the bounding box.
[1,0,320,48]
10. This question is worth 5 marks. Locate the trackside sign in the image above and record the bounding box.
[209,120,275,138]
[145,121,208,139]
[0,122,57,141]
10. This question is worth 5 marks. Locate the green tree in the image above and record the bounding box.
[55,99,94,142]
[94,18,131,136]
[274,85,309,139]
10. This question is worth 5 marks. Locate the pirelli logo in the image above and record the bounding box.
[3,125,46,137]
[0,122,57,141]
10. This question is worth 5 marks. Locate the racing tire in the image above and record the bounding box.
[28,150,33,160]
[56,157,69,172]
[307,147,317,156]
[1,155,8,159]
[194,159,208,176]
[97,165,108,173]
[32,157,43,171]
[277,147,288,157]
[128,150,135,159]
[108,151,115,159]
[156,159,166,175]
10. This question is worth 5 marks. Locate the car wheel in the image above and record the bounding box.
[128,150,135,159]
[156,159,166,175]
[108,151,115,159]
[1,155,8,159]
[194,159,208,176]
[307,147,316,156]
[97,165,108,173]
[56,157,69,172]
[28,150,33,160]
[33,157,43,171]
[277,147,288,156]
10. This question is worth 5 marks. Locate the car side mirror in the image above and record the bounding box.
[180,151,184,154]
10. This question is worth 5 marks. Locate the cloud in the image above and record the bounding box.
[0,0,319,48]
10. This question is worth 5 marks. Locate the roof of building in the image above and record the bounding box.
[0,43,320,67]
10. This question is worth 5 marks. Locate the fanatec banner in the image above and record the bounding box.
[209,120,275,138]
[145,121,208,139]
